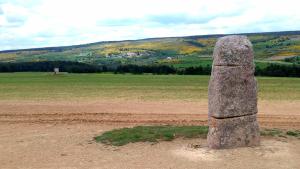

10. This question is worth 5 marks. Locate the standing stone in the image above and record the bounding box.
[207,35,260,149]
[54,68,59,75]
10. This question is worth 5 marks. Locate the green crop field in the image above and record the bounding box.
[0,73,299,101]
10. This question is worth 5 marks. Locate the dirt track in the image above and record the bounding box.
[0,100,300,129]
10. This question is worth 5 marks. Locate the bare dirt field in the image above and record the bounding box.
[0,123,300,169]
[1,100,300,128]
[0,99,300,169]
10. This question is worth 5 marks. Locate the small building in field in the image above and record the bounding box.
[54,68,59,74]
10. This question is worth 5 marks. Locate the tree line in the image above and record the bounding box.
[0,61,299,77]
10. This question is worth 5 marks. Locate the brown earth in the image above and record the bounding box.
[0,100,300,129]
[0,100,300,169]
[0,123,299,169]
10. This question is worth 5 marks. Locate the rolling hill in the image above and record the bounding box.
[0,31,300,69]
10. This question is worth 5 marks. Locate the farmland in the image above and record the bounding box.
[0,73,300,169]
[0,73,299,128]
[0,73,299,101]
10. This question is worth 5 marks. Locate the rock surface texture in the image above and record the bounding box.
[207,35,260,149]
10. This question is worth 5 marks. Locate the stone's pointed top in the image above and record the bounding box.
[213,35,254,66]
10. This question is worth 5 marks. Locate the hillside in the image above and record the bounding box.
[0,31,300,68]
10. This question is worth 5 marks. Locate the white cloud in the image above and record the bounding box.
[0,0,300,50]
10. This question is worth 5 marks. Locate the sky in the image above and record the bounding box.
[0,0,300,51]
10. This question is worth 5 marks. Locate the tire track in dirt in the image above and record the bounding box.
[1,112,300,128]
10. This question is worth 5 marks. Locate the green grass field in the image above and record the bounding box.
[0,72,299,101]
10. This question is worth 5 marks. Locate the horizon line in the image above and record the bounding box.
[1,30,299,53]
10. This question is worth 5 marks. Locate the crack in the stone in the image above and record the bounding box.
[213,64,251,67]
[210,112,257,119]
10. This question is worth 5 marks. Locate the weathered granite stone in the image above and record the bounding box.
[213,35,254,66]
[207,35,260,149]
[207,114,260,149]
[208,65,257,118]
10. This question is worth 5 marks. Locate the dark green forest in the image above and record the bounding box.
[0,61,299,77]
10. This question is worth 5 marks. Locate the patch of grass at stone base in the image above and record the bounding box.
[259,129,300,138]
[94,126,300,146]
[94,125,208,146]
[260,128,283,137]
[286,130,300,137]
